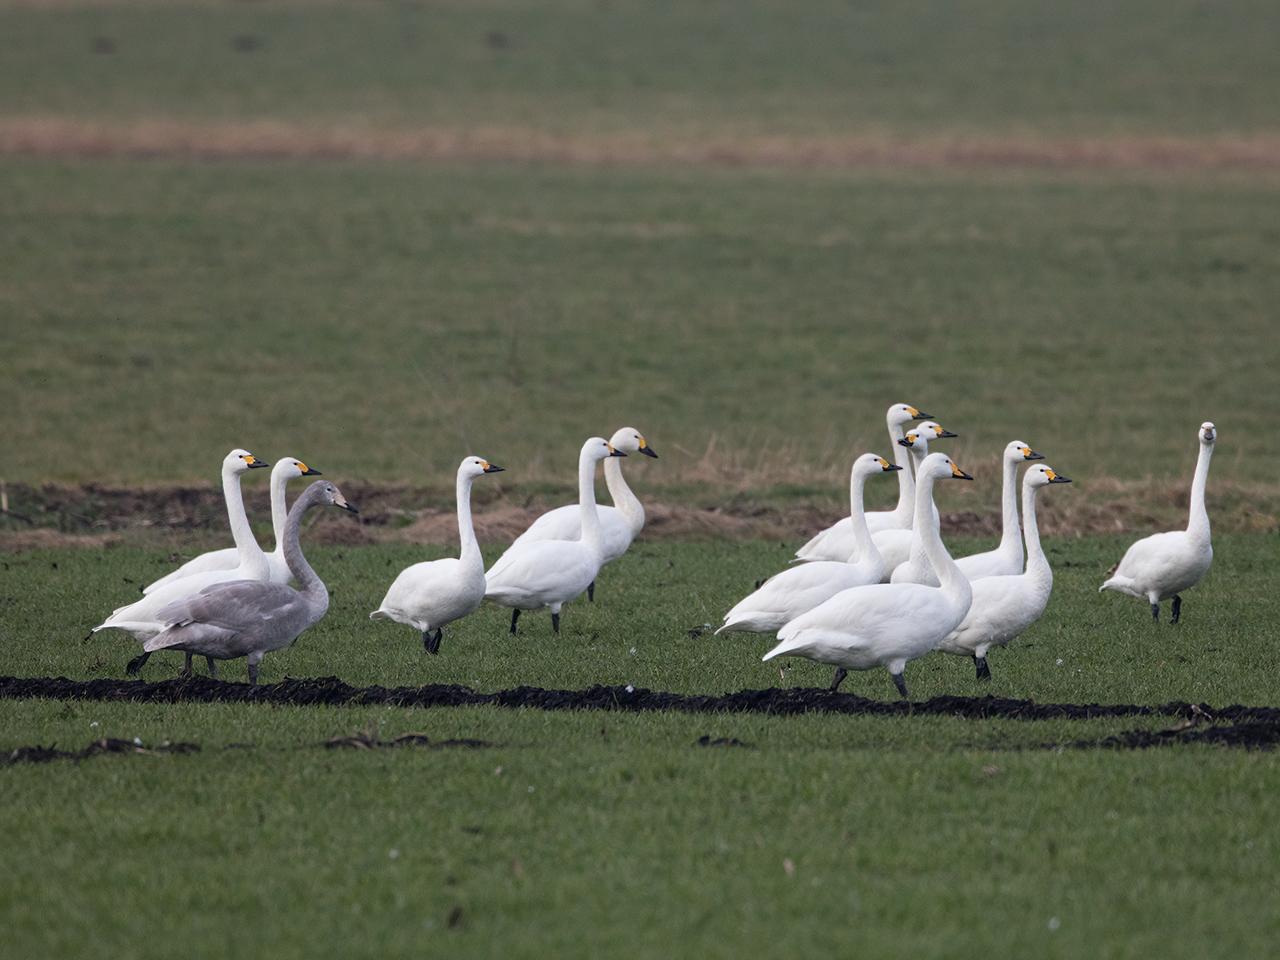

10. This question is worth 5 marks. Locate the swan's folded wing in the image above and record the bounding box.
[485,543,594,598]
[155,580,304,633]
[512,504,581,546]
[1113,531,1188,582]
[782,583,939,642]
[142,546,239,595]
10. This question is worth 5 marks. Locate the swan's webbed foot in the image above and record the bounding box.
[587,581,595,603]
[423,628,443,655]
[829,668,847,692]
[1171,595,1182,624]
[125,652,150,677]
[975,655,991,681]
[551,612,561,634]
[891,672,909,700]
[1150,602,1160,622]
[509,609,520,635]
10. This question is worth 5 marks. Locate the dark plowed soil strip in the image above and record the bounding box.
[1060,718,1280,752]
[5,674,1279,727]
[6,737,199,765]
[324,730,496,750]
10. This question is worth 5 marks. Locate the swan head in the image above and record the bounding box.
[853,453,903,477]
[460,456,505,479]
[307,480,359,514]
[581,436,627,462]
[1199,422,1216,445]
[274,457,321,480]
[225,448,271,473]
[887,403,931,427]
[609,427,659,459]
[1005,440,1045,463]
[919,452,973,482]
[898,428,930,458]
[1025,464,1072,488]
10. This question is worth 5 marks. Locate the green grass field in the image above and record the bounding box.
[3,537,1280,957]
[3,0,1278,956]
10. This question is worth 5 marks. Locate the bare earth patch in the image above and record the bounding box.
[2,476,1275,551]
[4,117,1280,173]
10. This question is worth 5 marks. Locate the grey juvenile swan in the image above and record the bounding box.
[140,481,358,683]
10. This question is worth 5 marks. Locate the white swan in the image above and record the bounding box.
[484,437,624,634]
[716,454,901,635]
[870,422,956,579]
[793,403,931,561]
[142,456,320,594]
[1101,421,1216,622]
[937,463,1072,679]
[93,449,275,675]
[503,426,657,600]
[891,440,1043,586]
[370,456,505,654]
[764,453,974,699]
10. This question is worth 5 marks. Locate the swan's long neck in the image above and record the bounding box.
[456,471,481,570]
[1186,443,1213,541]
[223,465,262,567]
[269,468,289,553]
[889,420,913,518]
[282,489,324,601]
[915,473,971,609]
[604,455,643,534]
[1021,480,1051,588]
[847,469,877,564]
[997,455,1024,563]
[578,453,604,553]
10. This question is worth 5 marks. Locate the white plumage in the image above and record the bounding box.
[1100,422,1216,622]
[370,456,505,654]
[764,453,975,699]
[717,454,901,636]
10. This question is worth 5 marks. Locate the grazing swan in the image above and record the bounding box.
[142,456,321,594]
[793,403,930,561]
[92,449,275,676]
[763,453,974,699]
[142,481,358,684]
[369,456,505,654]
[1101,421,1216,622]
[716,454,901,635]
[871,422,957,579]
[937,464,1072,679]
[484,437,625,634]
[892,440,1043,586]
[504,426,658,601]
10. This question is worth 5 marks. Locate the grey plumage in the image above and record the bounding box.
[143,480,357,683]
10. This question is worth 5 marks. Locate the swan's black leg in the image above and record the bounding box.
[891,672,909,700]
[206,657,218,679]
[829,668,847,691]
[423,628,443,655]
[509,609,520,635]
[179,651,194,678]
[1150,602,1160,622]
[1171,595,1182,624]
[125,651,150,676]
[551,612,561,634]
[248,661,260,685]
[975,655,992,681]
[587,581,595,603]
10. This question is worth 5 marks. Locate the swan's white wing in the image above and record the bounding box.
[940,575,1045,654]
[511,504,581,546]
[142,547,238,594]
[723,562,875,629]
[954,549,1020,581]
[484,541,597,605]
[795,518,852,561]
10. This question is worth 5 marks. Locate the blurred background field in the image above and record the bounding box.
[2,0,1279,529]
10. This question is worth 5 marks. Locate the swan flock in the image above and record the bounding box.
[89,411,1217,697]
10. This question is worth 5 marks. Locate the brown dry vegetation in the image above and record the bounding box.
[4,117,1280,174]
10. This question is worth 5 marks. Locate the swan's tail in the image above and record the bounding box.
[369,609,390,621]
[1099,574,1135,595]
[762,632,813,662]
